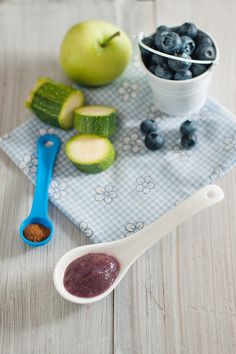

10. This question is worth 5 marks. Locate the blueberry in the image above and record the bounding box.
[156,25,169,34]
[142,53,151,68]
[196,30,205,36]
[142,36,154,48]
[148,64,156,74]
[170,26,178,32]
[191,63,207,77]
[154,31,169,50]
[193,44,216,60]
[140,36,154,56]
[154,63,173,79]
[176,22,198,38]
[180,120,196,135]
[174,70,192,80]
[160,32,182,54]
[181,134,197,149]
[194,32,213,47]
[145,132,164,151]
[151,53,166,65]
[140,119,157,134]
[168,51,191,71]
[180,35,195,55]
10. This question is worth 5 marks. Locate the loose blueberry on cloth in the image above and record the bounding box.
[1,56,236,244]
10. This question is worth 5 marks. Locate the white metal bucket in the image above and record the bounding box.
[138,32,219,116]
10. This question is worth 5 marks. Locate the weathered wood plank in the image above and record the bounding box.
[112,2,167,354]
[150,1,236,353]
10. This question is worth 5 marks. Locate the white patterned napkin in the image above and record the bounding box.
[1,58,236,243]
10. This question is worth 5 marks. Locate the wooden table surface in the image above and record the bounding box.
[1,1,236,353]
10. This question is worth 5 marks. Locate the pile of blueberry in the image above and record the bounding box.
[140,22,216,80]
[140,119,197,151]
[180,120,197,149]
[140,119,164,150]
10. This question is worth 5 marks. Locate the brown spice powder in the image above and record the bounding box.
[23,223,50,242]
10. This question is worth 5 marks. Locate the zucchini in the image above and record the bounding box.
[74,105,116,136]
[25,77,84,130]
[65,134,115,174]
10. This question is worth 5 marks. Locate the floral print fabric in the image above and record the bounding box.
[1,57,236,243]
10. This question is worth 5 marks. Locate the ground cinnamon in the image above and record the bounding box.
[23,223,50,242]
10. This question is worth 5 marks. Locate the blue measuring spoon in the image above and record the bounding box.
[19,134,61,247]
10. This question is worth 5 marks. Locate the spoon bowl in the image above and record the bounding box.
[20,216,54,247]
[54,240,132,304]
[54,184,224,304]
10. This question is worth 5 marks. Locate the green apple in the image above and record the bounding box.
[60,20,132,86]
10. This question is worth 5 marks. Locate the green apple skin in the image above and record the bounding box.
[60,20,132,86]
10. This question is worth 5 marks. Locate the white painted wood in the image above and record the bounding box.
[0,0,236,354]
[114,1,236,354]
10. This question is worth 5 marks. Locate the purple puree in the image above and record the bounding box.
[63,253,120,298]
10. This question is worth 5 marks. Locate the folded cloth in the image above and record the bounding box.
[1,59,236,243]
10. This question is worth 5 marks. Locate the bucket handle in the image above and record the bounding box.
[136,32,219,66]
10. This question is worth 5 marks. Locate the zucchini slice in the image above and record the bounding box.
[65,134,115,174]
[74,105,116,136]
[25,77,84,130]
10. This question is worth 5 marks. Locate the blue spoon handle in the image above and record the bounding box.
[30,134,61,218]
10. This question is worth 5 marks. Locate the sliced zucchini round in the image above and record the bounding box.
[25,77,84,130]
[65,134,115,174]
[74,105,116,136]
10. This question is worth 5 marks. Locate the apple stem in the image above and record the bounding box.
[101,31,120,47]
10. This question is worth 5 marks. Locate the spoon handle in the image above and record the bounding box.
[119,185,224,261]
[29,134,61,218]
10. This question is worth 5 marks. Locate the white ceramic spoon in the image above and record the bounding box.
[54,185,224,304]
